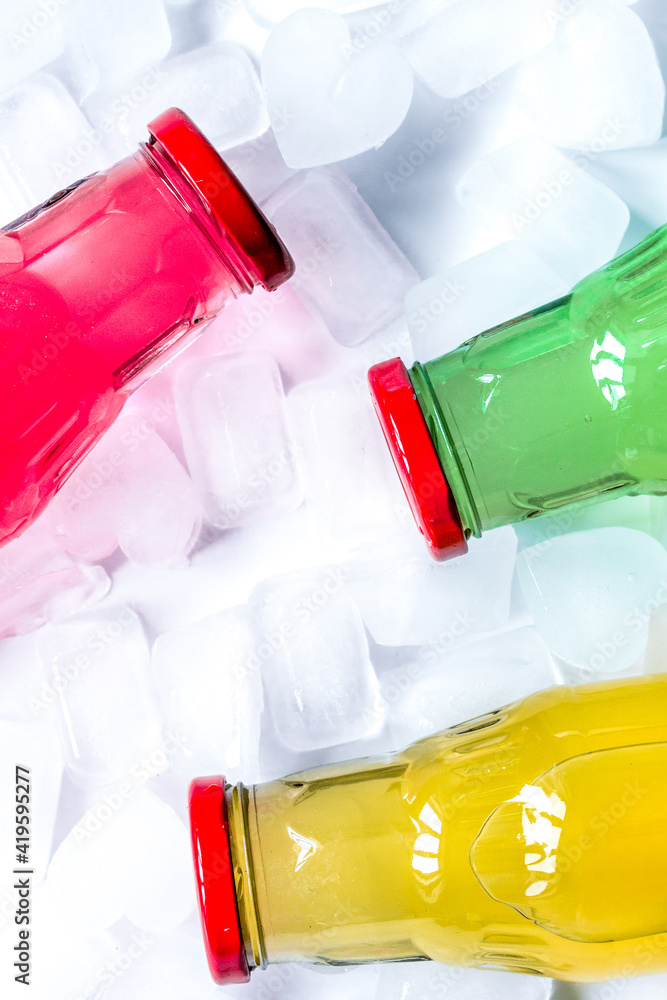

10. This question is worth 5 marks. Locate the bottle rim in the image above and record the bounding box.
[189,775,251,984]
[368,357,468,561]
[147,108,295,292]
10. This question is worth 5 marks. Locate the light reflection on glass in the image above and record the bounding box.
[590,331,626,410]
[288,826,318,873]
[509,784,566,899]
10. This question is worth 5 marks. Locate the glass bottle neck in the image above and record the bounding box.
[410,361,483,538]
[225,782,267,973]
[142,140,256,295]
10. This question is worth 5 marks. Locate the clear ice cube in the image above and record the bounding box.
[83,43,269,157]
[265,169,419,346]
[250,567,383,751]
[261,9,413,168]
[517,527,667,676]
[407,241,569,361]
[37,606,163,786]
[456,136,630,286]
[518,0,665,152]
[176,350,303,531]
[152,605,263,782]
[348,528,518,647]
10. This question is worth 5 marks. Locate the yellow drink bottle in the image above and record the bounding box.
[188,673,667,985]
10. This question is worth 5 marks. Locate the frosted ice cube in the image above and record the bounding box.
[83,43,269,158]
[456,136,630,287]
[348,528,517,647]
[385,627,560,748]
[261,9,413,168]
[47,787,194,934]
[37,606,163,786]
[287,375,411,551]
[176,351,302,530]
[250,567,383,750]
[265,169,419,346]
[515,493,654,551]
[591,138,667,230]
[68,0,171,94]
[376,961,554,1000]
[201,283,343,388]
[0,76,110,219]
[0,720,62,894]
[152,606,263,782]
[0,2,66,93]
[517,527,667,676]
[407,241,570,361]
[517,1,664,152]
[46,408,202,568]
[97,926,219,1000]
[0,520,109,639]
[403,0,557,99]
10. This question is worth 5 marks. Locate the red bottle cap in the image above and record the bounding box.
[368,357,468,561]
[147,108,294,292]
[188,775,250,984]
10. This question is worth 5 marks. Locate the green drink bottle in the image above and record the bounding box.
[369,227,667,560]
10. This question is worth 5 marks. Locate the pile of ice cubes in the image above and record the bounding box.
[1,0,667,998]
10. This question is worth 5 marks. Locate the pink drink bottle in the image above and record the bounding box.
[0,107,294,547]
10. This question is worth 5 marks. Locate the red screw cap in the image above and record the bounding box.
[188,776,250,984]
[368,357,468,561]
[147,108,295,291]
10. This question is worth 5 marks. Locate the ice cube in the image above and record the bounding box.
[261,9,413,168]
[37,606,163,786]
[67,0,171,94]
[403,0,557,99]
[384,626,560,748]
[152,606,263,782]
[0,520,109,639]
[515,493,654,551]
[46,407,202,568]
[591,138,667,230]
[47,787,195,934]
[0,720,62,892]
[200,283,343,389]
[456,136,630,286]
[265,169,419,346]
[83,43,269,158]
[517,527,667,676]
[250,567,383,751]
[375,961,554,1000]
[407,241,570,361]
[176,350,302,531]
[0,76,110,219]
[348,528,517,647]
[287,375,412,552]
[0,2,66,94]
[517,1,664,152]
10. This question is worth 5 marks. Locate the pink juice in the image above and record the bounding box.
[0,107,294,546]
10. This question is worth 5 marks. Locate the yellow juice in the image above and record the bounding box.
[226,673,667,983]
